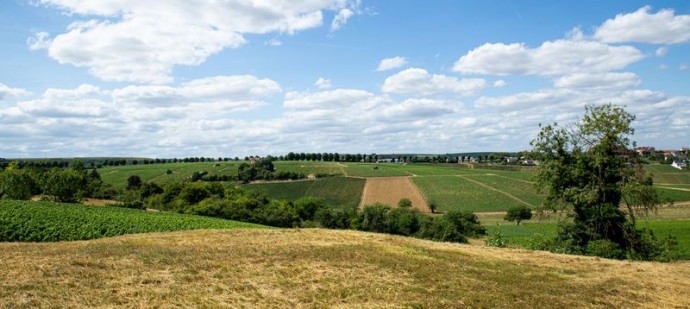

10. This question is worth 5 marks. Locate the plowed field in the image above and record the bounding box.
[359,177,430,212]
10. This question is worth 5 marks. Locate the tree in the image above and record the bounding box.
[127,175,142,190]
[531,104,664,258]
[504,205,532,225]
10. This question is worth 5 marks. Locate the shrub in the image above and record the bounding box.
[486,231,506,248]
[397,198,412,208]
[586,240,624,259]
[504,205,532,225]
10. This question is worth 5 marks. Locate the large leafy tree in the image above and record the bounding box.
[531,104,663,257]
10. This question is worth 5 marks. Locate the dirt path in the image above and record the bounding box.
[458,175,535,207]
[656,186,690,192]
[359,177,431,212]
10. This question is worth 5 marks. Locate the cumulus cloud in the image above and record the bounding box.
[0,83,31,100]
[32,0,359,83]
[554,72,640,89]
[376,56,407,71]
[594,6,690,44]
[314,77,332,89]
[453,37,644,76]
[382,68,486,96]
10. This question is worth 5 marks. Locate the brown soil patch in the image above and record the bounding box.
[360,177,430,212]
[82,198,120,206]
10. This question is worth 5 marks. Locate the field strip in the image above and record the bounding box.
[359,177,431,212]
[492,174,535,184]
[656,186,690,192]
[458,175,535,207]
[336,162,348,176]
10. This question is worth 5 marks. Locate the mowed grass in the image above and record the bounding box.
[243,177,365,208]
[0,200,266,242]
[413,176,528,212]
[2,229,689,308]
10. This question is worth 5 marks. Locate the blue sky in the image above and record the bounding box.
[0,0,689,158]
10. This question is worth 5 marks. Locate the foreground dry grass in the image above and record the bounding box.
[1,229,689,308]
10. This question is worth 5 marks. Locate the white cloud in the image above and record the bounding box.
[382,68,486,96]
[112,75,281,109]
[554,72,640,89]
[681,64,690,71]
[376,56,407,71]
[453,39,644,76]
[379,98,457,121]
[331,8,354,31]
[265,38,282,47]
[0,83,31,100]
[27,32,52,50]
[314,77,332,89]
[493,80,507,88]
[33,1,358,83]
[594,6,690,44]
[656,47,668,57]
[18,84,112,118]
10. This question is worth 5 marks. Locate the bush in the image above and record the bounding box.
[586,240,624,259]
[486,231,506,248]
[504,205,532,225]
[358,203,391,233]
[397,198,412,208]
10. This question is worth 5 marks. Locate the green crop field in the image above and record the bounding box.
[100,162,241,188]
[0,200,266,242]
[655,187,690,202]
[341,163,411,177]
[273,161,344,176]
[388,164,482,176]
[413,176,529,212]
[462,174,545,207]
[243,177,365,208]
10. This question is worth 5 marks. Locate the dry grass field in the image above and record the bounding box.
[1,229,689,308]
[359,177,430,212]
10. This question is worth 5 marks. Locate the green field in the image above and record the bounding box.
[413,176,529,212]
[243,177,365,208]
[655,187,690,203]
[273,161,344,176]
[341,163,411,177]
[644,164,690,184]
[462,174,545,206]
[0,200,266,242]
[100,162,241,188]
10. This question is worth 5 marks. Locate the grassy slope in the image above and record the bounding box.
[243,177,365,208]
[0,200,265,241]
[1,229,688,308]
[644,164,690,184]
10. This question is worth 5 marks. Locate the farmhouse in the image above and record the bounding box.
[672,161,687,170]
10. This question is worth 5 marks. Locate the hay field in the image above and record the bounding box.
[359,177,430,212]
[1,229,689,308]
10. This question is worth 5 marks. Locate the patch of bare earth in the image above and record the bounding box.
[0,229,688,308]
[360,177,430,212]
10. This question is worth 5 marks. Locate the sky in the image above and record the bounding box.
[0,0,689,158]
